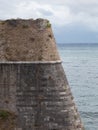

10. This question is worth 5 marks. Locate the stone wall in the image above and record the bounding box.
[0,62,84,130]
[0,19,60,61]
[0,18,84,130]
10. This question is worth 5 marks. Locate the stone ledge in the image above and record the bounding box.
[0,60,62,64]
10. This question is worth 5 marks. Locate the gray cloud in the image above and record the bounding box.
[37,8,53,16]
[0,0,98,32]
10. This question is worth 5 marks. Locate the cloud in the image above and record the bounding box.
[37,9,53,16]
[0,0,73,26]
[0,0,98,32]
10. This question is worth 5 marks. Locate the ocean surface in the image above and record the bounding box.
[57,43,98,130]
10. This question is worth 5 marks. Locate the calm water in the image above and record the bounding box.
[58,44,98,130]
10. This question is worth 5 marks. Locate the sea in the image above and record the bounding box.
[57,43,98,130]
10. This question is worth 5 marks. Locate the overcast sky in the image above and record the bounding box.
[0,0,98,43]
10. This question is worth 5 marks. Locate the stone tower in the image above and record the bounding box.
[0,19,84,130]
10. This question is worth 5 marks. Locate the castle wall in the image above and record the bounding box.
[0,62,84,130]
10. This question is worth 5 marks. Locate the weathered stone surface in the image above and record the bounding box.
[0,63,84,130]
[0,19,60,61]
[0,110,17,130]
[0,18,84,130]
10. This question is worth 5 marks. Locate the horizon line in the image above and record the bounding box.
[57,43,98,44]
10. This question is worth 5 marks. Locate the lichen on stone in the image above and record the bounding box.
[0,110,17,130]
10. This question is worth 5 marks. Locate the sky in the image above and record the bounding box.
[0,0,98,43]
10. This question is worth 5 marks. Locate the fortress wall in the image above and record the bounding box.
[0,62,84,130]
[0,19,84,130]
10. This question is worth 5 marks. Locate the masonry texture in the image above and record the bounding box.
[0,19,60,61]
[0,19,84,130]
